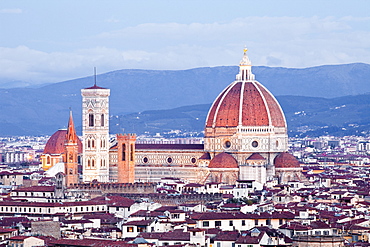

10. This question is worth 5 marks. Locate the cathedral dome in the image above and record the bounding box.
[43,129,82,154]
[208,152,238,169]
[205,50,286,128]
[274,152,300,168]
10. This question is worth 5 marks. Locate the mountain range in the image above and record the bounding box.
[1,63,370,136]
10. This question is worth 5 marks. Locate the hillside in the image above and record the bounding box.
[110,94,370,137]
[0,63,370,136]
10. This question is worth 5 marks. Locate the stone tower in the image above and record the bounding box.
[63,111,79,186]
[81,83,110,182]
[116,134,136,183]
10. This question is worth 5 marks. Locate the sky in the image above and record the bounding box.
[1,0,370,87]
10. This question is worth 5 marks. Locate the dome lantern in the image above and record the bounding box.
[236,48,255,81]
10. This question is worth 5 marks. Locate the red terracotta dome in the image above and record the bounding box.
[43,129,82,154]
[206,81,286,128]
[206,50,286,129]
[208,152,238,169]
[274,152,300,168]
[247,153,266,160]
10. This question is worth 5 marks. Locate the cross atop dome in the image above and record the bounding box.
[236,47,255,81]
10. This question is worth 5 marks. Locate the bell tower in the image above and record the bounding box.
[64,111,79,186]
[81,80,110,182]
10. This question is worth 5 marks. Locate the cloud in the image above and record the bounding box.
[0,8,22,14]
[1,16,370,87]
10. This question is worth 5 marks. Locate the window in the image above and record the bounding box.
[202,221,209,227]
[279,219,283,225]
[229,220,233,226]
[89,114,94,127]
[224,140,231,148]
[127,227,134,232]
[252,140,258,148]
[217,243,221,247]
[215,221,221,227]
[122,144,126,161]
[266,219,271,225]
[254,219,258,225]
[101,114,104,126]
[242,220,245,226]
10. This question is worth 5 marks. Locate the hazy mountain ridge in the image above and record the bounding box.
[111,93,370,137]
[1,63,370,136]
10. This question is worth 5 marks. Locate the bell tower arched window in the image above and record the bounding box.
[89,114,94,127]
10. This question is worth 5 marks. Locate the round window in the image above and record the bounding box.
[252,141,259,148]
[191,158,196,164]
[143,157,148,163]
[224,140,231,148]
[167,157,173,164]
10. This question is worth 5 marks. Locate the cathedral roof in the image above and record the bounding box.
[199,152,211,160]
[208,152,238,169]
[43,113,82,154]
[44,129,68,154]
[205,49,286,129]
[247,153,266,160]
[274,152,300,169]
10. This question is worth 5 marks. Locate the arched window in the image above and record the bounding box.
[122,144,126,161]
[87,160,91,168]
[47,156,50,164]
[89,114,94,127]
[92,140,95,148]
[87,140,91,148]
[92,159,95,168]
[101,114,104,126]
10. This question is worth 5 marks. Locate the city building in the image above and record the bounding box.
[43,49,302,186]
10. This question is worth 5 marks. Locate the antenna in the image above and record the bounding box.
[94,67,97,86]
